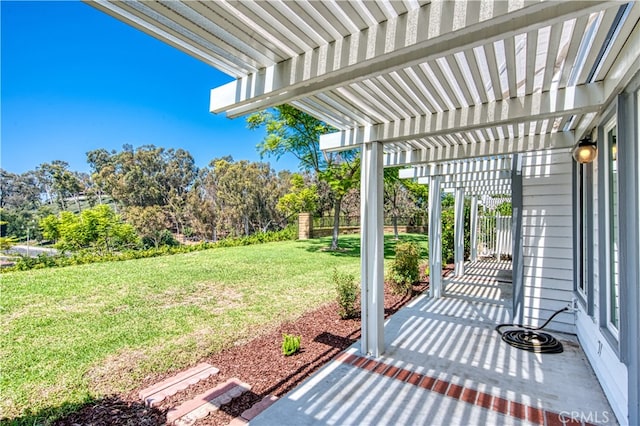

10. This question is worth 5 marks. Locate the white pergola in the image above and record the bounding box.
[89,0,639,364]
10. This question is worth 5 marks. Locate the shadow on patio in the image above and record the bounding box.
[251,260,615,426]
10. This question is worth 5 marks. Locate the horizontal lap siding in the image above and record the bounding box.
[521,149,575,333]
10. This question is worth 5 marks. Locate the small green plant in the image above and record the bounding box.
[387,241,421,295]
[281,333,301,356]
[333,268,359,319]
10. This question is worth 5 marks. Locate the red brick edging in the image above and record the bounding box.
[335,352,596,426]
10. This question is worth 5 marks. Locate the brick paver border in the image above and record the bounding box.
[335,352,596,426]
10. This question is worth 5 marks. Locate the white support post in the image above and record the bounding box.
[454,187,465,276]
[360,141,385,357]
[428,175,443,298]
[470,196,478,262]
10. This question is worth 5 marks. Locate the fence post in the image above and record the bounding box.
[298,212,313,240]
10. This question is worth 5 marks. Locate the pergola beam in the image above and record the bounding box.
[384,132,574,167]
[415,172,511,185]
[320,83,602,151]
[575,6,640,141]
[210,1,611,118]
[398,157,511,178]
[436,180,512,189]
[466,188,513,196]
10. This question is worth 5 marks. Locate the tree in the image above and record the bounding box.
[34,161,84,210]
[383,168,428,239]
[53,168,84,212]
[207,157,286,237]
[276,174,318,219]
[0,213,18,251]
[319,157,360,247]
[384,168,403,239]
[86,145,198,234]
[248,105,359,249]
[86,145,197,211]
[0,169,41,211]
[40,204,138,253]
[124,205,169,249]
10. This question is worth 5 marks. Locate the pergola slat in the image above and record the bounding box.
[558,16,590,87]
[542,22,564,92]
[463,49,487,104]
[207,1,612,117]
[375,75,422,117]
[483,42,504,100]
[504,36,518,98]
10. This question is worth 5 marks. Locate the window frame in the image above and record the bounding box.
[604,117,620,338]
[597,105,621,354]
[573,158,593,314]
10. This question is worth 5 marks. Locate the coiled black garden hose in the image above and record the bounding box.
[495,307,569,354]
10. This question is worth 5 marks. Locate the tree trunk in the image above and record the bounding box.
[74,195,82,212]
[393,213,399,240]
[331,197,342,250]
[392,191,399,240]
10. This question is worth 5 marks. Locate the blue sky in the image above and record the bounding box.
[1,1,298,175]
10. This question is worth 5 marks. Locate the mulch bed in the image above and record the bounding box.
[55,266,452,426]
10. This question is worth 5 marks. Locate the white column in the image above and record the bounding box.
[360,141,385,357]
[454,187,465,276]
[428,174,443,298]
[470,196,479,262]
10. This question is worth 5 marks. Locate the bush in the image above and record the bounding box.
[1,226,299,273]
[333,269,359,319]
[281,334,301,356]
[387,241,421,295]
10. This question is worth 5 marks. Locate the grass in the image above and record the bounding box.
[0,234,427,424]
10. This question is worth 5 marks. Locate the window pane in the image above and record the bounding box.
[608,125,619,330]
[578,164,587,295]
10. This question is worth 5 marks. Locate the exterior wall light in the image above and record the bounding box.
[572,136,597,164]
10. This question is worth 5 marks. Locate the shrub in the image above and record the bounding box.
[1,226,298,273]
[281,334,301,356]
[333,269,359,319]
[387,241,421,295]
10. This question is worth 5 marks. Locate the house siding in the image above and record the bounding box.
[521,149,574,333]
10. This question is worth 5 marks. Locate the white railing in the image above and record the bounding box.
[477,215,512,258]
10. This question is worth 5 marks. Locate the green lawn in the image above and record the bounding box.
[0,234,427,424]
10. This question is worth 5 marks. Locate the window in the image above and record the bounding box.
[605,119,620,335]
[576,162,589,300]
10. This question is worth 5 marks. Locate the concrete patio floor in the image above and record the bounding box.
[251,260,616,426]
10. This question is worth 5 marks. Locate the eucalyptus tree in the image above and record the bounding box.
[86,145,198,234]
[33,161,84,210]
[0,169,41,211]
[207,157,286,238]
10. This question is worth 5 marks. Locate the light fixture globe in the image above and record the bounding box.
[572,137,597,164]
